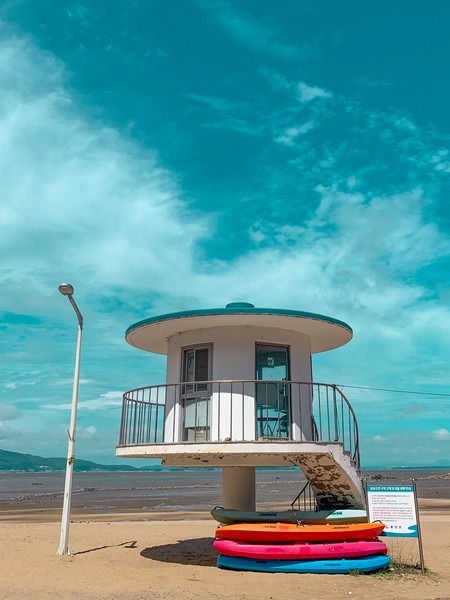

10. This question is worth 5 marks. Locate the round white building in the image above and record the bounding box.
[117,302,363,511]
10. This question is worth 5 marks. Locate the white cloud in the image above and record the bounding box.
[248,224,267,244]
[204,117,263,136]
[258,67,293,93]
[298,81,332,103]
[0,404,22,421]
[403,404,426,415]
[430,149,450,173]
[184,92,263,138]
[0,421,120,462]
[77,425,97,439]
[42,391,123,411]
[3,374,43,390]
[0,422,20,442]
[51,378,97,387]
[2,31,447,340]
[184,93,242,112]
[198,0,311,61]
[0,30,210,306]
[275,122,315,146]
[432,428,450,441]
[361,429,450,466]
[193,187,447,318]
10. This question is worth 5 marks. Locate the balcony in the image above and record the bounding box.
[117,380,360,470]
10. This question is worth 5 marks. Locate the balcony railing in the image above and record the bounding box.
[118,380,360,469]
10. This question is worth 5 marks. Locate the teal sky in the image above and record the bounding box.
[1,0,449,467]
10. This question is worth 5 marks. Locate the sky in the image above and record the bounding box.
[0,0,449,468]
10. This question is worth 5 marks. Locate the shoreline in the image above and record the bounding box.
[0,508,212,523]
[1,497,449,523]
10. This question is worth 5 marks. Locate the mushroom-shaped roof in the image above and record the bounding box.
[125,302,352,355]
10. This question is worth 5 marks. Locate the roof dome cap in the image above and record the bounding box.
[225,302,255,309]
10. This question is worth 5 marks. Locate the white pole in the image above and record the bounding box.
[57,287,83,556]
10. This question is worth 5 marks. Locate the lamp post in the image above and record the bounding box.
[57,283,83,556]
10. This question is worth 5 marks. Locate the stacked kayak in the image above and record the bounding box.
[214,538,387,560]
[211,506,368,526]
[213,516,390,574]
[215,522,385,543]
[216,554,391,574]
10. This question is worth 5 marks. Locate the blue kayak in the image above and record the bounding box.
[217,554,391,574]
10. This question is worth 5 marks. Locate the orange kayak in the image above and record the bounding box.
[215,522,385,543]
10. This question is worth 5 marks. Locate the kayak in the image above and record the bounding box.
[213,538,387,560]
[211,506,368,525]
[215,522,385,543]
[217,554,391,574]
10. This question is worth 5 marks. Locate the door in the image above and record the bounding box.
[255,343,290,439]
[181,346,211,441]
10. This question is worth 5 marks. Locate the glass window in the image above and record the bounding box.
[255,343,290,439]
[255,344,290,381]
[194,348,209,381]
[181,346,211,441]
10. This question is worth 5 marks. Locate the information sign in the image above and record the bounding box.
[366,483,417,537]
[365,481,425,573]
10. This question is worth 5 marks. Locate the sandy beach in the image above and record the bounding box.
[0,503,449,600]
[1,471,449,599]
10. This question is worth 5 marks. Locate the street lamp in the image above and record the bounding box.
[57,283,83,556]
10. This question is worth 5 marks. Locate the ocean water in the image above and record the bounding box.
[0,469,448,513]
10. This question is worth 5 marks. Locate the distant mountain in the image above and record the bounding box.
[3,448,448,473]
[0,448,162,472]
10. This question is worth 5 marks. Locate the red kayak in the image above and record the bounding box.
[215,522,385,543]
[214,538,387,560]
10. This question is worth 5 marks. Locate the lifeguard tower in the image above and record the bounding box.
[117,302,363,511]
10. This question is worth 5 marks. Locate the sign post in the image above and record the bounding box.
[365,481,425,573]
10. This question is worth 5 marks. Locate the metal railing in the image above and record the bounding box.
[290,481,318,511]
[118,380,360,469]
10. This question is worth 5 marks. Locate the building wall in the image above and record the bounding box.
[163,325,313,443]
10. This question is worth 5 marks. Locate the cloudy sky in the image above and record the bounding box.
[1,0,449,468]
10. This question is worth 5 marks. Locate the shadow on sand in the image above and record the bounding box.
[73,540,138,555]
[141,537,217,566]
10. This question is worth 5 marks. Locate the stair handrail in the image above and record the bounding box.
[331,383,360,470]
[290,481,318,511]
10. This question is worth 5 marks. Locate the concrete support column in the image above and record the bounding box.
[221,466,256,510]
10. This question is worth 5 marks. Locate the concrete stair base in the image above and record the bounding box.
[292,450,364,510]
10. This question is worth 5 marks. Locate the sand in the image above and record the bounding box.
[0,506,449,600]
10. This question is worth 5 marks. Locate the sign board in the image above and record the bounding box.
[366,483,418,537]
[366,481,426,573]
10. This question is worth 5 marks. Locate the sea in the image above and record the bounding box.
[0,469,449,514]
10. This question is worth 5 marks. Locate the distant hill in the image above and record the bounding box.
[3,448,448,473]
[0,448,162,472]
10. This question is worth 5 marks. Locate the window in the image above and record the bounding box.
[181,345,212,441]
[255,343,291,439]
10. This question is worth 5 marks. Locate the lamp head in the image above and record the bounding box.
[58,283,74,297]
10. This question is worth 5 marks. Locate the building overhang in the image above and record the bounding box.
[116,441,346,467]
[125,305,352,355]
